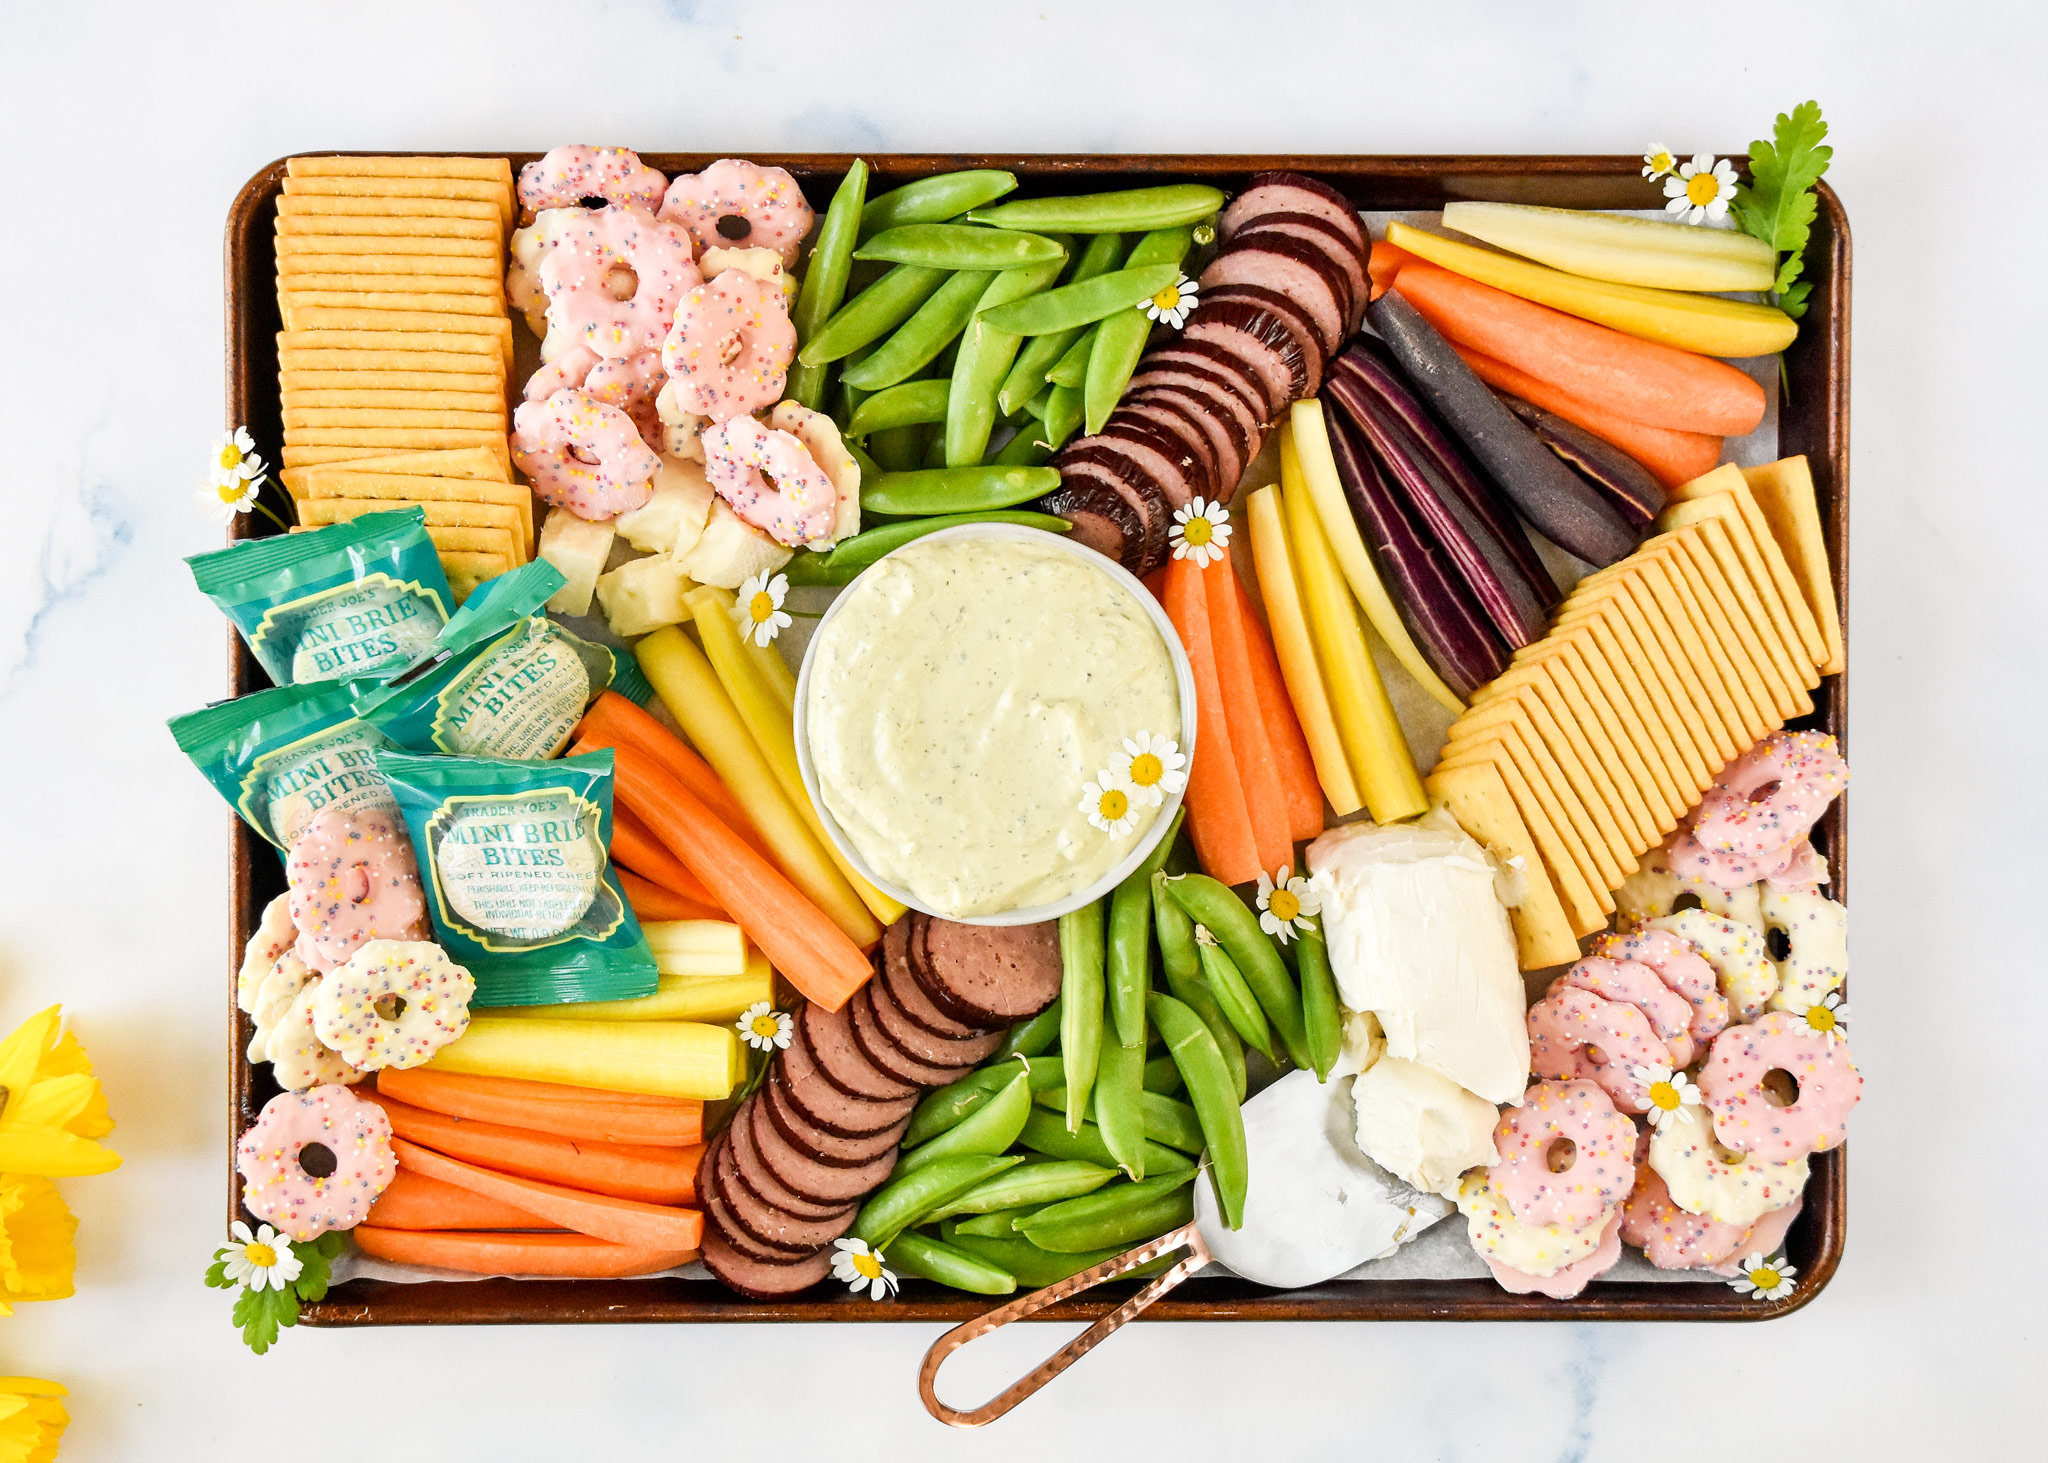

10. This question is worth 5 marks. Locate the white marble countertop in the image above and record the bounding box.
[0,0,2035,1457]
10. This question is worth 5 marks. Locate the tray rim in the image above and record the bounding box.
[223,150,1850,1326]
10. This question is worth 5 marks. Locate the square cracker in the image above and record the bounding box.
[1524,654,1662,850]
[281,441,512,475]
[302,495,526,560]
[1449,687,1629,890]
[277,194,501,224]
[284,407,505,431]
[276,251,498,278]
[297,472,532,554]
[283,427,509,452]
[435,550,514,603]
[1552,621,1695,816]
[1742,457,1843,676]
[1662,466,1827,673]
[1596,556,1769,748]
[276,231,498,258]
[283,445,510,484]
[1465,673,1640,876]
[1659,491,1821,690]
[1552,598,1714,795]
[278,273,502,300]
[279,289,503,318]
[1539,637,1685,831]
[1649,529,1808,723]
[281,174,511,231]
[278,370,504,395]
[1435,725,1610,928]
[1665,515,1816,709]
[287,155,514,184]
[1427,761,1582,968]
[1559,575,1739,771]
[276,213,499,242]
[279,312,513,369]
[281,388,505,413]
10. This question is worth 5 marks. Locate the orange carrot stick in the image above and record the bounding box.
[1202,556,1293,878]
[363,1091,701,1205]
[1159,557,1261,886]
[1232,572,1326,843]
[618,867,724,925]
[1391,262,1765,436]
[374,1069,704,1146]
[570,733,873,1012]
[376,1067,699,1112]
[365,1169,563,1232]
[610,805,722,909]
[392,1137,705,1251]
[579,692,754,835]
[352,1225,697,1278]
[1367,240,1420,299]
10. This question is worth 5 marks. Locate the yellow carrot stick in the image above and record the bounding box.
[491,965,773,1024]
[635,626,882,949]
[426,1016,739,1100]
[743,625,798,714]
[638,919,748,976]
[685,585,908,925]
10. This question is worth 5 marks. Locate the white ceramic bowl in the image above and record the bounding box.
[793,522,1198,927]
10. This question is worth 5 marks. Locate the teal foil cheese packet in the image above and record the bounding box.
[189,507,453,686]
[377,748,657,1007]
[353,561,614,759]
[169,681,400,850]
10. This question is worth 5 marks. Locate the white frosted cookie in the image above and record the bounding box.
[1762,886,1848,1013]
[238,894,298,1013]
[1614,843,1763,929]
[1648,1115,1809,1227]
[1457,1167,1613,1278]
[1646,909,1778,1021]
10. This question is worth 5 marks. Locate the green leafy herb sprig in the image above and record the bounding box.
[204,1230,348,1355]
[1731,101,1833,319]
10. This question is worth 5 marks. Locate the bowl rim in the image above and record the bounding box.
[792,522,1198,927]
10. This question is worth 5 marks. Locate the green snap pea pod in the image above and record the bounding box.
[1056,899,1106,1133]
[969,184,1228,235]
[785,158,868,409]
[941,1228,1126,1289]
[977,263,1183,337]
[781,551,835,587]
[845,379,952,437]
[850,1153,1022,1252]
[1142,1052,1184,1095]
[1149,992,1249,1230]
[1017,1109,1191,1176]
[1152,871,1246,1100]
[1084,225,1194,435]
[861,464,1059,517]
[1166,873,1312,1070]
[902,1065,1012,1148]
[798,262,948,368]
[894,1071,1033,1177]
[1295,923,1343,1082]
[921,429,949,468]
[866,422,929,472]
[932,1160,1115,1222]
[1031,1087,1202,1154]
[999,233,1126,414]
[886,1230,1017,1295]
[947,256,1067,466]
[1045,325,1098,389]
[855,223,1067,271]
[1016,1170,1197,1253]
[1196,929,1275,1062]
[839,269,991,391]
[950,1205,1046,1238]
[787,510,1073,586]
[992,997,1063,1061]
[1026,385,1055,422]
[860,169,1018,236]
[1092,1035,1147,1181]
[1108,804,1184,1049]
[992,432,1052,467]
[1040,385,1084,451]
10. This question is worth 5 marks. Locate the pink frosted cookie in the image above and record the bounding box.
[1527,985,1671,1114]
[1698,1013,1862,1161]
[1667,730,1848,889]
[701,414,839,547]
[1621,1129,1753,1272]
[312,939,475,1072]
[1591,924,1731,1047]
[508,207,589,339]
[1556,956,1698,1068]
[1483,1208,1623,1299]
[238,893,297,1013]
[522,346,664,452]
[661,269,796,422]
[236,1084,395,1241]
[1644,909,1778,1022]
[539,204,701,360]
[1707,1194,1804,1278]
[524,342,600,402]
[660,159,814,266]
[511,388,659,520]
[1486,1079,1634,1230]
[1457,1166,1614,1278]
[286,808,428,975]
[519,145,668,215]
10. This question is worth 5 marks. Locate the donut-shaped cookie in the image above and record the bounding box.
[511,388,659,520]
[1557,956,1698,1068]
[1456,1166,1614,1278]
[508,206,590,338]
[660,159,815,267]
[524,342,599,403]
[1486,1079,1635,1230]
[661,269,796,422]
[518,145,667,215]
[701,414,839,547]
[1483,1209,1623,1299]
[1590,924,1731,1047]
[286,808,428,975]
[238,893,297,1013]
[1687,730,1848,862]
[1698,1013,1861,1161]
[236,1084,395,1241]
[655,378,708,462]
[311,939,475,1073]
[267,979,365,1092]
[1647,1108,1809,1226]
[1713,1193,1804,1278]
[539,204,701,361]
[249,949,314,1046]
[1645,909,1777,1021]
[1613,841,1763,929]
[1760,886,1848,1015]
[1620,1128,1754,1272]
[1664,827,1809,890]
[1527,985,1670,1114]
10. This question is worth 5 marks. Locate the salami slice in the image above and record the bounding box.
[916,918,1063,1027]
[700,1224,835,1299]
[797,997,919,1102]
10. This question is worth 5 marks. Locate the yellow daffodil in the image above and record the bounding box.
[0,1007,121,1177]
[0,1379,67,1463]
[0,1177,76,1314]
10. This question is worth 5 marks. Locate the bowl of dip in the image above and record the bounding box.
[794,523,1197,925]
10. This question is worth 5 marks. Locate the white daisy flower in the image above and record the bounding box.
[1664,153,1739,224]
[1631,1063,1701,1130]
[212,426,264,486]
[1642,145,1680,181]
[1729,1251,1797,1301]
[1141,274,1199,329]
[1797,991,1850,1045]
[1169,497,1232,567]
[1114,731,1187,807]
[735,1001,793,1052]
[1255,864,1321,944]
[199,475,264,524]
[216,1221,303,1293]
[732,571,793,647]
[831,1237,898,1300]
[1080,770,1140,836]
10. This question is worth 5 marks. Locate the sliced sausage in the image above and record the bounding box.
[1225,214,1365,329]
[848,985,979,1088]
[1134,345,1274,433]
[700,1224,835,1299]
[748,1094,899,1205]
[779,1020,918,1136]
[706,1134,836,1257]
[1089,417,1204,508]
[864,961,1006,1071]
[1124,388,1247,496]
[1197,283,1328,395]
[1185,300,1312,409]
[1220,172,1369,260]
[917,918,1063,1027]
[764,1063,912,1166]
[1200,235,1347,355]
[714,1131,858,1250]
[1108,401,1219,495]
[881,915,985,1041]
[797,997,919,1103]
[1051,459,1169,575]
[1040,482,1142,571]
[727,1096,853,1220]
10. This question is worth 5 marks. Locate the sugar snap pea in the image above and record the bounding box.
[851,1153,1021,1251]
[1016,1170,1197,1253]
[1032,1086,1203,1154]
[969,184,1227,235]
[895,1070,1033,1177]
[947,256,1067,466]
[1093,1036,1147,1181]
[951,1205,1046,1238]
[1152,870,1247,1101]
[933,1160,1116,1221]
[999,233,1126,414]
[845,378,952,438]
[785,158,867,409]
[887,1230,1017,1295]
[1196,929,1275,1061]
[1296,924,1343,1082]
[1108,805,1184,1049]
[1045,325,1098,389]
[903,1066,1011,1148]
[776,509,1072,586]
[977,263,1183,337]
[992,997,1063,1061]
[866,422,930,472]
[1057,900,1106,1133]
[861,464,1060,517]
[1149,992,1248,1230]
[860,169,1017,236]
[1017,1109,1191,1176]
[1166,873,1312,1070]
[921,428,949,468]
[992,432,1052,467]
[1084,225,1193,435]
[1142,1052,1184,1096]
[840,269,992,391]
[942,1228,1126,1289]
[855,223,1067,271]
[798,262,948,368]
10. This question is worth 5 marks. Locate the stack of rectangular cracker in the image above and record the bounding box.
[1427,457,1841,970]
[272,154,529,599]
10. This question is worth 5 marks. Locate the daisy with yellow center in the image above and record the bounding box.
[1256,864,1321,944]
[735,1001,793,1053]
[1797,991,1849,1045]
[831,1236,897,1300]
[1664,153,1739,224]
[1170,497,1232,568]
[1642,145,1679,180]
[1630,1062,1701,1130]
[1142,274,1199,329]
[1114,731,1187,808]
[0,1378,67,1463]
[0,1176,76,1314]
[216,1220,303,1292]
[1080,770,1140,836]
[213,426,262,486]
[1729,1251,1797,1301]
[731,571,793,648]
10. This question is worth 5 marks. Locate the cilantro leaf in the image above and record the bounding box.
[231,1283,302,1356]
[1778,279,1813,320]
[203,1256,233,1291]
[292,1235,335,1305]
[1732,101,1831,317]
